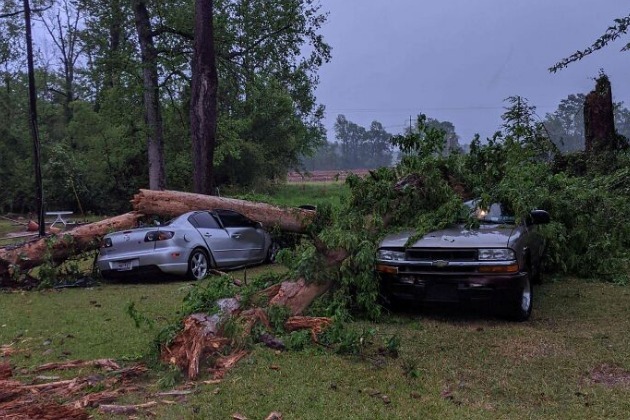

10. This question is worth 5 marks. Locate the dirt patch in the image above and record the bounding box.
[588,363,630,388]
[495,330,572,360]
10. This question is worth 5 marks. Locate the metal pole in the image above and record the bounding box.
[23,0,45,237]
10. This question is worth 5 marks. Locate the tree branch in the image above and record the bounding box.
[151,25,193,40]
[550,15,630,73]
[1,5,52,19]
[227,24,292,59]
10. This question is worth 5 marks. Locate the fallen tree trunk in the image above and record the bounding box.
[0,212,143,281]
[132,189,315,233]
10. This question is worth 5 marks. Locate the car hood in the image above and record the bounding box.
[380,224,518,249]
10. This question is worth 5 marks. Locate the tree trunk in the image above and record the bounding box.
[131,189,315,233]
[584,74,617,155]
[190,0,218,195]
[133,0,166,190]
[0,212,143,282]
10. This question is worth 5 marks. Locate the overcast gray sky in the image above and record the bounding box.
[315,1,630,143]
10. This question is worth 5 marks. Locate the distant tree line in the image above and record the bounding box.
[302,92,630,172]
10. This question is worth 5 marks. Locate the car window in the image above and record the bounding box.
[215,209,255,228]
[189,212,221,229]
[463,200,515,224]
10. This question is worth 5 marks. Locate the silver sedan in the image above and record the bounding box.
[97,209,275,280]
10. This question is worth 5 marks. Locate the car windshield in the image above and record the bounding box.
[462,200,515,224]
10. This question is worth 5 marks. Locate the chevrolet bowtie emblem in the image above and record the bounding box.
[432,260,449,267]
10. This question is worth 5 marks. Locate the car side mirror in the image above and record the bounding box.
[255,221,263,229]
[527,210,550,225]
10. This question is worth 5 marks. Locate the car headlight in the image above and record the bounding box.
[478,248,515,261]
[377,249,405,261]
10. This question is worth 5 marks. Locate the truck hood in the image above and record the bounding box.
[380,224,518,249]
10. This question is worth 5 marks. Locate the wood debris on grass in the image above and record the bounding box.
[285,316,332,342]
[98,401,157,415]
[34,358,121,372]
[0,362,11,380]
[161,283,333,381]
[0,360,148,419]
[1,344,16,357]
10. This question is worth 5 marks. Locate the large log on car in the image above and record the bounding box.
[0,212,143,281]
[131,189,315,233]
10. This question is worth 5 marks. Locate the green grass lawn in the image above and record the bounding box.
[2,276,630,419]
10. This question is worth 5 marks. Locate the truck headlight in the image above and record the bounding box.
[377,249,405,261]
[478,248,515,261]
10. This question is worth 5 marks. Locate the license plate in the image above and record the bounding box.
[113,261,134,271]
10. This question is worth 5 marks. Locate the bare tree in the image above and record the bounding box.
[38,0,83,124]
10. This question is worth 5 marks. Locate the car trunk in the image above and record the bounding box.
[106,228,157,254]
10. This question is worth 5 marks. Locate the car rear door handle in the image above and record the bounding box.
[231,234,241,239]
[204,233,212,237]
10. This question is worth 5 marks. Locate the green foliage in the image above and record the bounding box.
[319,321,375,355]
[266,304,291,335]
[126,301,156,329]
[33,235,98,289]
[283,100,630,320]
[284,330,312,351]
[1,0,330,213]
[180,275,239,317]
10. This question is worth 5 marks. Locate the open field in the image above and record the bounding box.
[1,276,630,418]
[287,169,371,183]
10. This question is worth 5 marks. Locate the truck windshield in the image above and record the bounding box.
[463,200,515,224]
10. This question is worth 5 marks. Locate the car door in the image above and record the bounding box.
[188,211,233,267]
[215,209,266,264]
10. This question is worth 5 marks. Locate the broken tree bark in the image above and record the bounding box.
[0,212,143,282]
[161,279,335,380]
[584,74,618,155]
[132,189,315,233]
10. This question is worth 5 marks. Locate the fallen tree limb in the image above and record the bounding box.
[132,189,315,233]
[0,212,144,281]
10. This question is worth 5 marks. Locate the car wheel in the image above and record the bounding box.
[266,241,280,263]
[187,248,209,280]
[505,275,533,322]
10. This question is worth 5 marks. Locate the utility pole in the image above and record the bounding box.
[23,0,45,237]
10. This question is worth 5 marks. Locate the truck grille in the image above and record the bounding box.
[405,249,477,261]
